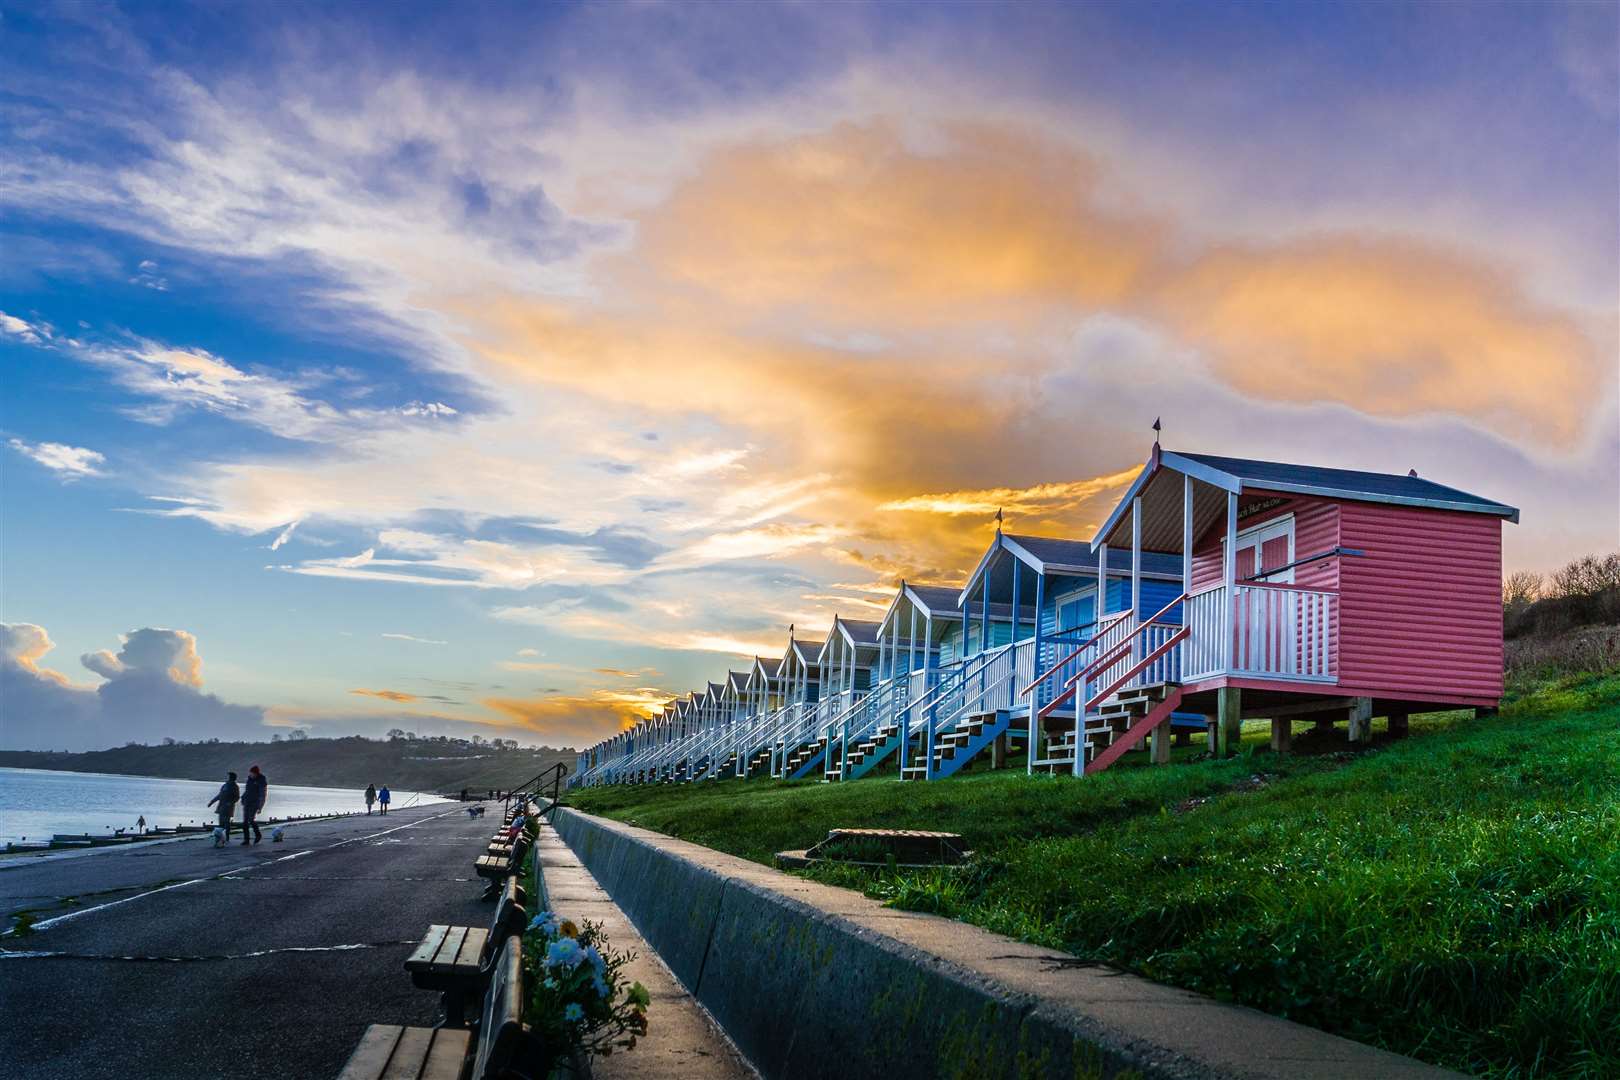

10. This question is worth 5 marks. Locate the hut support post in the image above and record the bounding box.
[1348,698,1374,744]
[1218,686,1242,757]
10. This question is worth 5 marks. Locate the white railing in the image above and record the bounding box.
[1182,587,1227,681]
[1231,583,1336,681]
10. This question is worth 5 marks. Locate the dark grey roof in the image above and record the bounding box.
[839,618,881,645]
[906,584,964,614]
[753,657,781,675]
[1176,452,1518,517]
[1007,534,1182,575]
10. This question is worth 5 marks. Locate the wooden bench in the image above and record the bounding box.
[339,937,539,1080]
[475,833,531,899]
[405,878,528,1026]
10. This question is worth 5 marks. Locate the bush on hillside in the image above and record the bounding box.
[1503,553,1620,680]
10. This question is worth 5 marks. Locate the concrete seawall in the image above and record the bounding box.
[552,807,1460,1080]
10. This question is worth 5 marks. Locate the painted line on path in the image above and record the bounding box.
[25,807,463,931]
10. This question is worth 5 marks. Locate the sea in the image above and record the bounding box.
[0,767,447,843]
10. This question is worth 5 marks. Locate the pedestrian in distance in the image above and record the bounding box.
[207,772,240,843]
[241,765,268,845]
[136,814,146,835]
[378,784,391,815]
[365,783,376,815]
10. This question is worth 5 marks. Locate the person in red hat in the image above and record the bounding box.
[241,766,268,845]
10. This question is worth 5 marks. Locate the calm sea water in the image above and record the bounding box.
[0,767,447,843]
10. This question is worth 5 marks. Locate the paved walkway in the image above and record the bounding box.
[0,803,493,1080]
[536,824,756,1079]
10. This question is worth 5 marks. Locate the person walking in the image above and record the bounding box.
[207,772,240,842]
[240,765,268,845]
[365,783,376,815]
[378,784,391,815]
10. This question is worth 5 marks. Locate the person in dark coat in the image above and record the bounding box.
[365,783,376,815]
[240,765,268,845]
[207,772,240,840]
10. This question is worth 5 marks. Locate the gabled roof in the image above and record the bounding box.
[787,638,825,666]
[960,531,1181,606]
[1093,448,1520,549]
[905,583,965,616]
[726,670,751,693]
[834,617,881,648]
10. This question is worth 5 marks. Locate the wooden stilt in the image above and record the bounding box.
[1270,716,1292,753]
[1347,698,1374,743]
[1150,725,1170,764]
[1388,711,1409,738]
[991,732,1007,770]
[1217,687,1242,757]
[1175,727,1191,747]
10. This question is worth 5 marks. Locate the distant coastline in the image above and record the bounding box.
[0,734,574,794]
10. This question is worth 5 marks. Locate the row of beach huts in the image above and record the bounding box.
[570,447,1517,788]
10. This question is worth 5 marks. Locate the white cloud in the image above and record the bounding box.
[400,401,457,417]
[0,311,46,343]
[8,438,106,478]
[381,632,449,645]
[268,519,300,550]
[0,622,265,751]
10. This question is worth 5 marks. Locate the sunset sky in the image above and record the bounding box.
[2,1,1615,751]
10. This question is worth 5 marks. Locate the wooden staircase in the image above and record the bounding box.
[1085,683,1183,774]
[1030,683,1183,774]
[783,736,828,780]
[835,722,904,781]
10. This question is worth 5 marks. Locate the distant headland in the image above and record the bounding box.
[0,732,575,793]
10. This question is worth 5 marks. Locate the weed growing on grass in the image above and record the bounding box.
[574,673,1620,1078]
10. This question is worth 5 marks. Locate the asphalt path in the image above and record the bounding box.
[0,802,499,1080]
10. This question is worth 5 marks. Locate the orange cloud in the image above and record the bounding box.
[349,688,419,703]
[1154,236,1600,446]
[482,686,676,742]
[630,120,1166,327]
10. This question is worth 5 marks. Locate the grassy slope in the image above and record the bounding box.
[568,673,1620,1079]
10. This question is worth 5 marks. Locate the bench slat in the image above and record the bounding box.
[406,926,450,968]
[452,927,489,970]
[338,1025,404,1080]
[381,1026,436,1080]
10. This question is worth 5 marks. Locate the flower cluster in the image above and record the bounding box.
[523,908,649,1063]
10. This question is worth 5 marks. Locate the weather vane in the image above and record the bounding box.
[994,506,1003,531]
[1153,416,1162,445]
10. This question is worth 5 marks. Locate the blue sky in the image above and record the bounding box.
[2,1,1615,751]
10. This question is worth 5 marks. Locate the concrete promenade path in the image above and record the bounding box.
[535,824,755,1080]
[0,802,493,1080]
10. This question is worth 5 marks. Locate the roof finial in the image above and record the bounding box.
[1152,416,1162,445]
[994,506,1004,533]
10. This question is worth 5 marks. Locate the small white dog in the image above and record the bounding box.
[212,826,227,848]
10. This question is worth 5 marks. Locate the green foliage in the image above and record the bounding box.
[572,674,1620,1079]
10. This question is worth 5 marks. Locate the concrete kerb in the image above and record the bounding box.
[551,807,1461,1080]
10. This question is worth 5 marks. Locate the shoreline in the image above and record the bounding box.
[0,803,464,866]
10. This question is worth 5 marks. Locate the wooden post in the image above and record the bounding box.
[1218,686,1242,757]
[992,732,1008,769]
[1150,724,1170,764]
[1223,490,1237,674]
[1270,715,1292,753]
[1348,697,1373,743]
[1389,710,1409,738]
[1175,727,1191,746]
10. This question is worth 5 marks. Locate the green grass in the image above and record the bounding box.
[570,673,1620,1079]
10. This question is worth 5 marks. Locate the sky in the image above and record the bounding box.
[1,0,1616,753]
